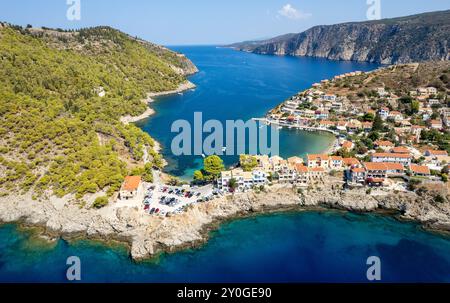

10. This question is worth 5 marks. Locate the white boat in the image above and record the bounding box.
[222,147,227,152]
[278,126,283,130]
[201,154,206,158]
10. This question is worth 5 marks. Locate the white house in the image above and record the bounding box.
[371,153,412,166]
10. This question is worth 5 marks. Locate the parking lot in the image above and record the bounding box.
[143,184,215,216]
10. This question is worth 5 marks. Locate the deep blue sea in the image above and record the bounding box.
[1,46,449,283]
[1,212,450,283]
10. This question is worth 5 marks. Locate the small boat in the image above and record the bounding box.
[202,154,206,158]
[278,126,283,130]
[222,147,227,152]
[178,92,183,95]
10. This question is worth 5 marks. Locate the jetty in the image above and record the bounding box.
[253,118,339,136]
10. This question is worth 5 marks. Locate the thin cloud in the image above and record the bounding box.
[277,4,312,20]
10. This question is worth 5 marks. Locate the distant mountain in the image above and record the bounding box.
[228,10,450,64]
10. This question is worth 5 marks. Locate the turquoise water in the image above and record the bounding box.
[136,46,378,179]
[1,212,450,283]
[2,47,449,283]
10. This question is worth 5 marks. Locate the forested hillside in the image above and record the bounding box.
[0,24,196,200]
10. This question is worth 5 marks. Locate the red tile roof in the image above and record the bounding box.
[122,176,142,191]
[372,153,411,159]
[409,164,431,175]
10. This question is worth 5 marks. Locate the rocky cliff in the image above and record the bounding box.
[1,179,448,260]
[229,10,450,64]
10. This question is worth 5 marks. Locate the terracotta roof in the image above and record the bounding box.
[330,156,343,161]
[368,178,385,183]
[307,154,329,161]
[364,162,405,171]
[410,164,431,175]
[311,167,325,172]
[372,153,411,159]
[391,147,410,154]
[295,164,309,173]
[122,176,142,191]
[342,141,354,149]
[426,150,448,156]
[343,158,360,166]
[375,140,394,147]
[351,167,366,173]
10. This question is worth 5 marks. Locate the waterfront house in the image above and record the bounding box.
[350,167,366,184]
[364,163,405,179]
[307,154,330,169]
[343,158,361,168]
[288,156,304,166]
[371,153,412,166]
[341,141,354,151]
[119,176,143,200]
[309,167,326,180]
[319,120,335,128]
[295,164,309,184]
[409,164,431,177]
[329,156,344,170]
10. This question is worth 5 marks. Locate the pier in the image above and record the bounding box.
[253,118,340,136]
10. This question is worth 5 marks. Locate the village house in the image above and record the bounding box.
[364,162,406,179]
[341,141,355,151]
[288,156,304,166]
[295,164,310,185]
[374,140,395,151]
[371,153,412,166]
[343,158,361,168]
[307,154,330,169]
[329,156,344,170]
[409,164,431,177]
[391,146,410,154]
[424,150,449,157]
[350,167,366,184]
[119,176,143,200]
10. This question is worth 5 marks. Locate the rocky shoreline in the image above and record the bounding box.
[1,179,449,261]
[120,81,196,125]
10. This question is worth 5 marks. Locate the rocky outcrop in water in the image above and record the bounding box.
[229,10,450,64]
[1,179,449,260]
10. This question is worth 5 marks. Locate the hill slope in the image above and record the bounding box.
[0,24,196,201]
[229,10,450,64]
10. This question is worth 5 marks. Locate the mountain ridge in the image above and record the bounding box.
[228,10,450,64]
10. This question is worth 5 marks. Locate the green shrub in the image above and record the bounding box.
[93,196,109,209]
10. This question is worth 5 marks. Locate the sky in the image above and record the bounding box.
[0,0,449,45]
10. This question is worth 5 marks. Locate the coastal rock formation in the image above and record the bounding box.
[229,10,450,64]
[1,180,449,260]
